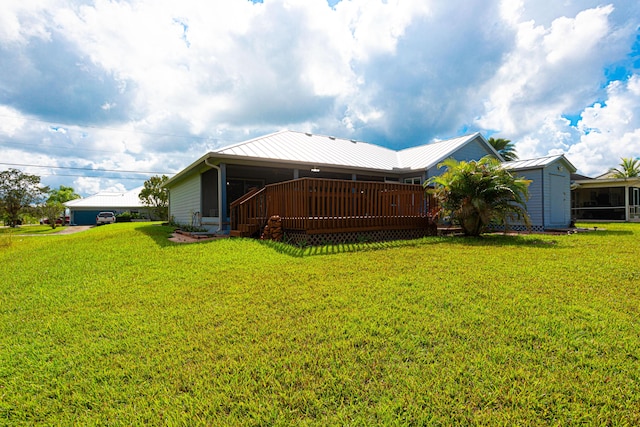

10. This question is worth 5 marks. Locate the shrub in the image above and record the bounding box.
[116,212,132,222]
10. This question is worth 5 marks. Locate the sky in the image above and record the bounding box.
[1,0,639,196]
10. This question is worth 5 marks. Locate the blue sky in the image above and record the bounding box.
[1,0,639,195]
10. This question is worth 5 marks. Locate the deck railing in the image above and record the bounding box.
[230,177,434,236]
[229,187,267,236]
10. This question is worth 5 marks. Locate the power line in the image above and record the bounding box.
[0,139,124,155]
[0,162,173,175]
[0,113,216,141]
[37,173,150,181]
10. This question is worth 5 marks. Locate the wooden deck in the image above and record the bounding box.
[230,178,436,242]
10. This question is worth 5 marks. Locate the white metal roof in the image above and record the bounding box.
[163,130,512,188]
[397,134,487,169]
[65,186,145,209]
[214,130,484,171]
[503,154,577,172]
[217,130,399,170]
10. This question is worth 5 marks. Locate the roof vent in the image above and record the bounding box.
[305,132,312,137]
[329,136,336,140]
[350,139,357,144]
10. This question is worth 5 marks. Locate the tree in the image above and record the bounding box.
[488,137,518,161]
[139,175,169,220]
[0,169,48,227]
[39,201,65,229]
[425,157,531,236]
[608,157,640,178]
[48,185,81,204]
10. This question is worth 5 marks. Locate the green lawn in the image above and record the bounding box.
[1,223,639,425]
[0,225,69,235]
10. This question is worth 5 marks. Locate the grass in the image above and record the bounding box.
[0,224,69,235]
[0,222,639,425]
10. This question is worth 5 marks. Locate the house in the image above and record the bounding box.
[164,131,500,231]
[501,155,576,231]
[64,186,149,225]
[163,130,575,242]
[571,172,640,222]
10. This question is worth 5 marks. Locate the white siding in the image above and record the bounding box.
[168,174,201,226]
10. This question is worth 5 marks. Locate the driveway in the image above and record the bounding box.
[55,225,94,234]
[5,225,94,236]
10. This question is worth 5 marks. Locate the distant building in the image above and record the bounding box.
[571,172,640,222]
[65,186,148,225]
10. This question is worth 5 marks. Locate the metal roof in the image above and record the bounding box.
[397,134,487,169]
[503,154,577,172]
[65,186,145,209]
[573,175,640,185]
[214,130,484,171]
[216,130,400,170]
[163,130,515,188]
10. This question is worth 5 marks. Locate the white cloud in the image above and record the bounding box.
[477,5,620,135]
[0,106,26,136]
[0,0,54,45]
[475,2,640,175]
[73,176,127,195]
[566,76,640,175]
[544,6,614,65]
[1,0,639,192]
[336,0,431,61]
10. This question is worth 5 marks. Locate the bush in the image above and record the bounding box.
[116,212,132,222]
[115,211,147,222]
[176,223,209,233]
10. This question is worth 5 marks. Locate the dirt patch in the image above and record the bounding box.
[55,225,94,235]
[168,231,227,243]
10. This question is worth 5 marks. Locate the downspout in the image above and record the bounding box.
[204,158,223,233]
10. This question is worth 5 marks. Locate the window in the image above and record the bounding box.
[404,177,421,185]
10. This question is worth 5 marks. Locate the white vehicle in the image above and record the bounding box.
[96,212,116,225]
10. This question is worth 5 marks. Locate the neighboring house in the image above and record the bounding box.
[163,130,575,239]
[571,172,640,222]
[64,186,148,225]
[503,155,577,231]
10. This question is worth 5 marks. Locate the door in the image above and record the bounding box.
[549,174,567,227]
[631,188,640,221]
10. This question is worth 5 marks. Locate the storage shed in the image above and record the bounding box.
[503,155,577,231]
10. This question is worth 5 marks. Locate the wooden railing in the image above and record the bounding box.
[229,187,267,236]
[230,178,434,237]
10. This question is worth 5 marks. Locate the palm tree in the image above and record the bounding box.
[608,157,640,178]
[487,137,518,161]
[426,156,531,236]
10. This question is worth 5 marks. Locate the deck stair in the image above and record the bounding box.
[229,222,263,237]
[229,187,268,238]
